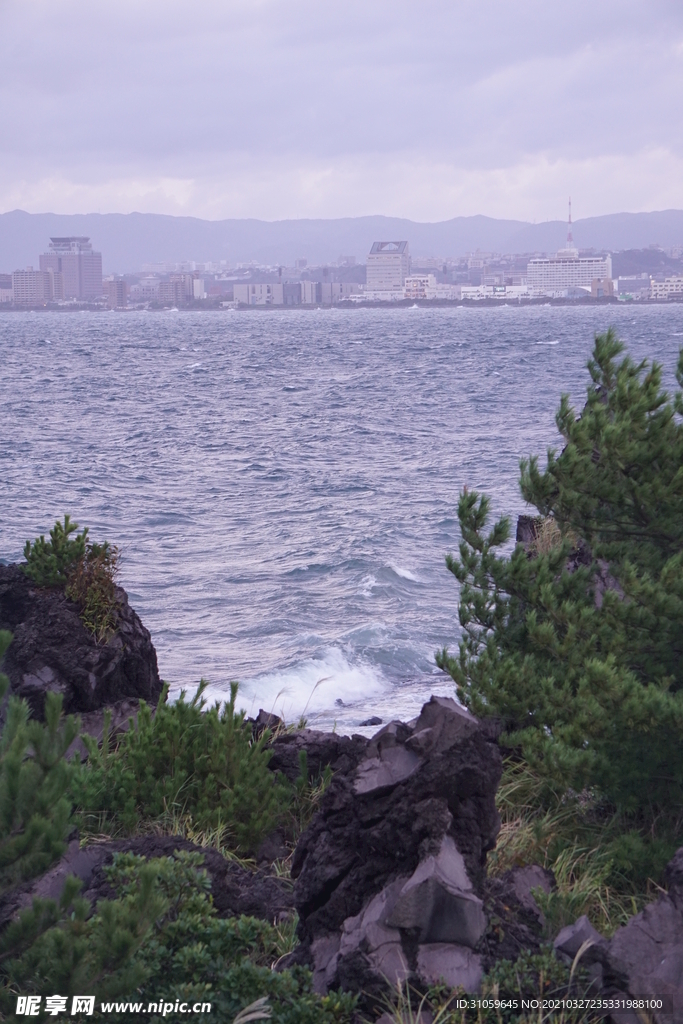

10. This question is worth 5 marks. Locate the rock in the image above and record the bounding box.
[268,728,369,784]
[66,698,148,760]
[601,887,683,1022]
[516,515,540,546]
[249,709,284,738]
[481,865,554,968]
[554,914,605,961]
[0,835,294,935]
[255,829,289,866]
[360,717,383,727]
[0,564,162,721]
[416,943,483,992]
[291,695,502,1001]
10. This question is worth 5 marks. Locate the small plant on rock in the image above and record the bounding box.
[23,515,88,586]
[23,517,121,642]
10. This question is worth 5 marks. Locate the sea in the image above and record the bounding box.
[2,303,682,733]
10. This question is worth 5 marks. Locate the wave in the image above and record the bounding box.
[389,564,419,582]
[226,647,388,723]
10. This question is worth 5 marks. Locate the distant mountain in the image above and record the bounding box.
[1,209,683,274]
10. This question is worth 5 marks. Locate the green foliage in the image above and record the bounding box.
[488,759,657,935]
[0,632,79,891]
[23,516,121,641]
[0,851,356,1024]
[65,541,120,642]
[23,515,88,586]
[437,332,683,844]
[71,681,290,854]
[384,948,600,1023]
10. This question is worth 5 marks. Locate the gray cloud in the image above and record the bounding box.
[1,0,682,219]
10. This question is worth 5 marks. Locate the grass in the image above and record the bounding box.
[487,759,657,936]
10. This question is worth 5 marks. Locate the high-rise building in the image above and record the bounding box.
[526,200,611,298]
[366,241,410,295]
[39,237,103,300]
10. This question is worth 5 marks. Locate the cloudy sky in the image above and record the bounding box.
[1,0,682,223]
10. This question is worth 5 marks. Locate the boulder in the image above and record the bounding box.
[291,695,502,1001]
[0,564,162,721]
[268,727,369,784]
[481,865,555,968]
[0,835,294,935]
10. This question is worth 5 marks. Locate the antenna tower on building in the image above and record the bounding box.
[567,197,574,247]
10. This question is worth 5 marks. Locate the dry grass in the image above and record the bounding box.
[488,759,652,935]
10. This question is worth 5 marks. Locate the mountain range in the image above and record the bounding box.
[2,209,683,274]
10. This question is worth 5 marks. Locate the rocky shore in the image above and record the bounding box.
[1,563,682,1023]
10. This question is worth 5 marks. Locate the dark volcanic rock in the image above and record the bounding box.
[0,564,162,720]
[269,728,369,784]
[290,696,502,999]
[0,836,294,935]
[482,865,555,968]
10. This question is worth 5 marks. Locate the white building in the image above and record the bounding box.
[527,253,612,297]
[0,274,12,302]
[366,241,410,297]
[460,284,530,301]
[234,283,284,306]
[193,278,206,300]
[650,276,683,300]
[404,274,436,299]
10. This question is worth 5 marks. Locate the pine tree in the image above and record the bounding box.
[437,331,683,834]
[0,631,80,891]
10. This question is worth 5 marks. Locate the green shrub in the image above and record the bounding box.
[23,515,88,586]
[0,851,356,1024]
[71,681,290,854]
[437,332,683,861]
[0,632,79,891]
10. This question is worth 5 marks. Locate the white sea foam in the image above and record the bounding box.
[390,564,419,582]
[359,574,377,596]
[225,647,387,723]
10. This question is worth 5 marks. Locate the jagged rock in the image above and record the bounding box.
[66,698,148,761]
[268,727,369,783]
[0,836,294,935]
[360,717,383,727]
[480,865,554,968]
[291,695,501,1000]
[248,708,284,738]
[0,564,161,721]
[554,914,606,961]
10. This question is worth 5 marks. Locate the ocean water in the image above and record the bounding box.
[2,303,682,733]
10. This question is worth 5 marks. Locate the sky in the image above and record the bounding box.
[1,0,683,223]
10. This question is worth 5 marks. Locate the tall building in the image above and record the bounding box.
[366,241,410,295]
[106,278,128,308]
[12,268,63,305]
[39,237,103,300]
[527,200,612,297]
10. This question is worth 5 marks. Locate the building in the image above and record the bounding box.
[234,283,284,306]
[591,278,615,299]
[39,237,103,300]
[617,275,651,300]
[12,268,63,305]
[366,241,410,296]
[526,202,611,298]
[404,274,436,299]
[460,284,530,301]
[299,280,319,305]
[650,276,683,300]
[320,282,363,304]
[106,278,128,308]
[0,274,12,303]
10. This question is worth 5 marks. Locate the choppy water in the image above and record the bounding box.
[2,304,682,732]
